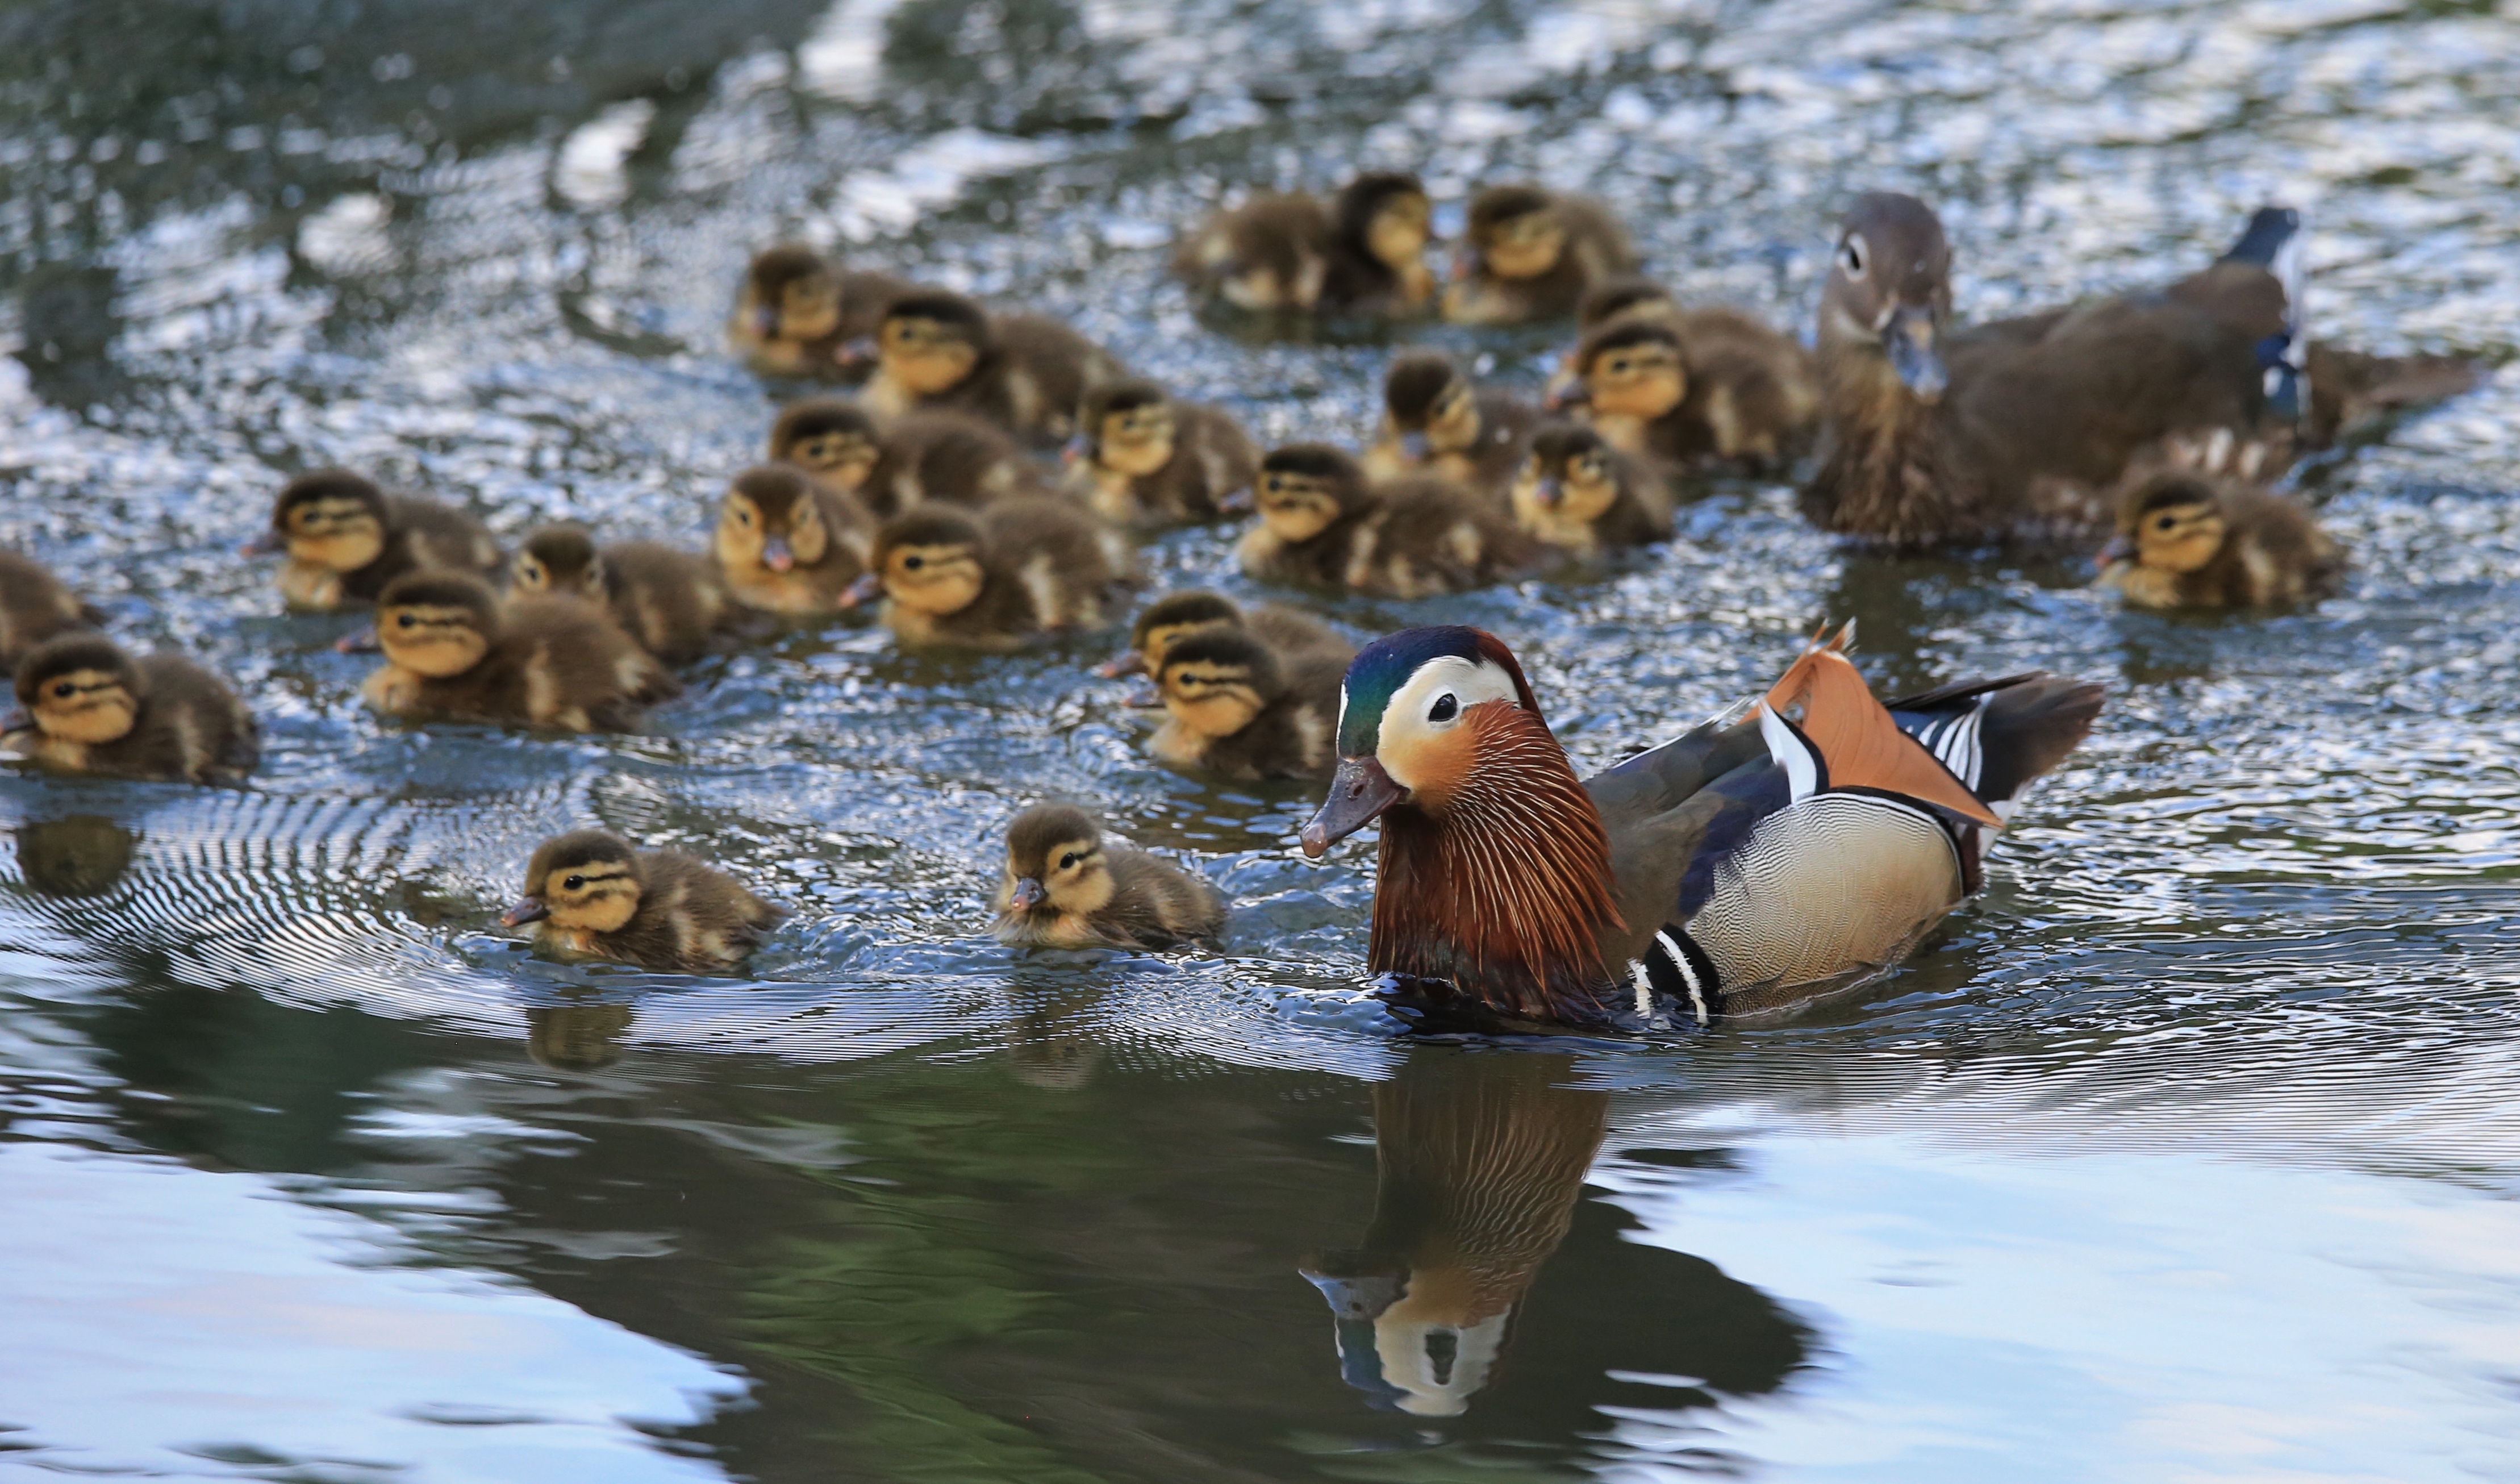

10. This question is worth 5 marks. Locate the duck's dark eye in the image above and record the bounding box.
[396,612,416,628]
[53,681,74,698]
[1428,693,1458,723]
[735,508,752,526]
[1608,359,1630,375]
[1842,235,1868,278]
[903,555,924,570]
[2155,515,2179,531]
[564,875,584,891]
[1059,853,1078,870]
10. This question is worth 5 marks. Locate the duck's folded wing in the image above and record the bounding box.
[1888,672,2105,824]
[1583,714,1768,822]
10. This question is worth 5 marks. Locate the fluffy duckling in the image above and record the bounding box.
[502,828,782,974]
[361,573,678,732]
[1441,185,1638,326]
[1566,316,1817,469]
[770,399,1040,516]
[1362,351,1539,500]
[863,291,1125,448]
[1062,380,1258,529]
[0,552,103,673]
[249,470,502,612]
[729,244,917,381]
[514,524,740,663]
[3,635,258,785]
[1238,447,1536,599]
[767,396,882,496]
[994,804,1227,951]
[1543,276,1681,407]
[1509,423,1674,558]
[715,464,877,616]
[852,498,1139,651]
[1149,630,1347,781]
[2097,470,2344,610]
[1173,172,1436,316]
[1095,590,1350,679]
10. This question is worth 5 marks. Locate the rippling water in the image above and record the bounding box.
[3,0,2517,1478]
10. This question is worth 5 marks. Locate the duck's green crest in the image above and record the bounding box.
[1337,627,1536,757]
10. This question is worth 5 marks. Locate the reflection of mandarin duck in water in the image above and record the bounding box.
[1062,380,1259,530]
[525,1001,636,1072]
[1303,1051,1607,1417]
[0,552,105,674]
[1300,626,2102,1027]
[247,470,502,612]
[992,803,1226,951]
[1174,172,1436,316]
[729,244,917,381]
[4,635,258,785]
[502,828,782,974]
[10,815,140,898]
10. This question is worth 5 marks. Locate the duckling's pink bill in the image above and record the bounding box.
[838,573,882,608]
[1300,757,1405,858]
[500,897,549,927]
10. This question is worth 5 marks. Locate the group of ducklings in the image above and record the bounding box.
[2,172,2474,983]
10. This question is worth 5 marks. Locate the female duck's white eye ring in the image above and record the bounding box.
[1428,692,1459,724]
[1841,232,1868,280]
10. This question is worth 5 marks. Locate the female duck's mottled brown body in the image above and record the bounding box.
[516,524,741,662]
[503,828,781,974]
[3,634,258,784]
[715,464,876,616]
[2098,469,2344,610]
[253,470,502,611]
[1149,629,1347,781]
[361,573,677,733]
[1063,380,1258,529]
[0,552,103,672]
[864,291,1125,448]
[994,804,1227,950]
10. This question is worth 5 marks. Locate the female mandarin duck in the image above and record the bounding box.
[1300,626,2102,1028]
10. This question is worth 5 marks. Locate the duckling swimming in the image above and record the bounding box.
[249,470,502,612]
[768,396,882,495]
[715,464,876,616]
[1173,172,1436,316]
[1566,315,1818,469]
[1096,590,1350,679]
[770,399,1040,516]
[2097,469,2343,610]
[1238,445,1384,591]
[361,573,678,733]
[514,524,741,663]
[730,244,917,381]
[503,828,782,974]
[1063,380,1258,529]
[3,634,258,784]
[853,498,1139,651]
[1240,446,1537,599]
[0,552,103,673]
[1509,422,1674,558]
[1442,185,1638,326]
[1149,628,1347,781]
[864,291,1125,448]
[1362,351,1539,500]
[994,803,1227,951]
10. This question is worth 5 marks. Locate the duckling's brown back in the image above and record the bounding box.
[1100,845,1228,948]
[343,495,501,603]
[420,595,675,732]
[0,553,99,673]
[113,653,259,783]
[987,314,1127,445]
[975,498,1138,632]
[865,411,1041,514]
[597,541,739,662]
[614,849,782,973]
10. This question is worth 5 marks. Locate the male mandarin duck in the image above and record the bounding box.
[1563,313,1818,470]
[846,498,1139,651]
[3,635,258,784]
[715,464,877,616]
[1240,445,1538,599]
[0,552,104,673]
[1299,625,2102,1028]
[1362,352,1540,501]
[502,828,782,974]
[1508,422,1674,558]
[863,290,1125,448]
[1441,185,1638,325]
[993,804,1228,951]
[770,398,1041,515]
[360,573,678,733]
[514,524,742,663]
[1062,380,1259,530]
[2097,466,2343,610]
[1174,172,1436,316]
[247,470,501,612]
[1095,590,1349,680]
[729,244,917,381]
[1148,628,1348,781]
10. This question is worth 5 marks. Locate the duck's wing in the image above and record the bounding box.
[1885,671,2106,827]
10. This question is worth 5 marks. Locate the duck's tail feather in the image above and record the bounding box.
[2218,205,2310,422]
[1890,673,2105,822]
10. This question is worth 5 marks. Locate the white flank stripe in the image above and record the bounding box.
[1759,703,1819,802]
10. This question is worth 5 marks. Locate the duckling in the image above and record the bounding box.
[361,573,678,733]
[1238,444,1386,591]
[1095,590,1351,679]
[852,498,1139,652]
[1441,185,1638,326]
[513,524,740,663]
[1509,422,1674,558]
[0,551,103,673]
[714,464,877,616]
[1241,446,1536,599]
[1174,172,1436,316]
[2,634,258,784]
[863,291,1126,448]
[502,828,782,974]
[768,396,882,496]
[1062,380,1259,529]
[729,244,917,381]
[1149,629,1348,781]
[994,804,1226,951]
[248,470,502,612]
[2097,469,2344,610]
[1361,351,1539,500]
[1566,316,1818,469]
[771,399,1040,516]
[1539,276,1679,407]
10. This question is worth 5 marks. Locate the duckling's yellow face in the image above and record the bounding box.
[534,856,643,934]
[27,668,138,745]
[1480,210,1566,281]
[1511,448,1620,526]
[1157,654,1266,740]
[278,495,385,574]
[1003,834,1115,918]
[1256,470,1345,544]
[512,550,601,597]
[2129,495,2228,574]
[378,600,490,678]
[1584,343,1687,421]
[717,490,829,574]
[771,273,841,342]
[879,539,984,616]
[879,318,980,397]
[1136,617,1230,674]
[783,430,879,491]
[1096,405,1176,478]
[1366,193,1432,271]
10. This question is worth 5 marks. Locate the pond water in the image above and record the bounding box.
[3,0,2518,1478]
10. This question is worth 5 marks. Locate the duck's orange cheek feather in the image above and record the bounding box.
[1378,726,1477,807]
